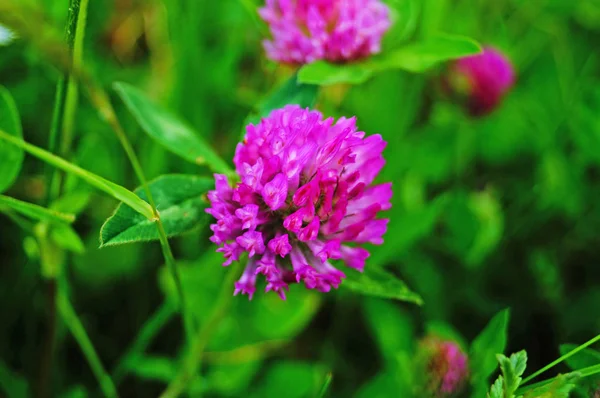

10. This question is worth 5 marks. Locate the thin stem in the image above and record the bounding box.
[0,194,75,224]
[159,263,242,398]
[520,333,600,385]
[516,364,600,395]
[156,218,194,344]
[41,3,88,398]
[318,373,333,398]
[47,0,89,203]
[0,128,155,220]
[2,0,193,362]
[0,208,36,234]
[112,301,176,383]
[57,284,119,398]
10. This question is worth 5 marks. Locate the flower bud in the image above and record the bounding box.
[446,46,515,116]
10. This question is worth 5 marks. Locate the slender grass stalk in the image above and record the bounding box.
[318,373,333,398]
[0,129,154,220]
[159,262,242,398]
[516,363,600,395]
[0,195,75,224]
[47,0,89,204]
[112,301,176,383]
[57,284,119,398]
[520,333,600,385]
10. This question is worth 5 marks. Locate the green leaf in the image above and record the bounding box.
[51,223,85,254]
[378,33,482,73]
[0,86,24,193]
[298,34,482,85]
[559,344,600,370]
[0,194,75,224]
[342,266,423,305]
[59,385,88,398]
[498,351,528,397]
[242,74,319,140]
[250,362,323,398]
[298,60,375,86]
[114,82,232,175]
[487,375,504,398]
[363,298,414,362]
[50,191,91,215]
[470,309,511,384]
[0,359,29,398]
[522,373,580,398]
[258,74,318,117]
[100,174,212,247]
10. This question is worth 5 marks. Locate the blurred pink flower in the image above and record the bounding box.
[206,105,390,299]
[420,337,469,397]
[450,46,515,116]
[259,0,391,64]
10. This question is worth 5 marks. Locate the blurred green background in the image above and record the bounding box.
[1,0,600,397]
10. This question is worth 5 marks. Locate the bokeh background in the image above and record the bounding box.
[1,0,600,397]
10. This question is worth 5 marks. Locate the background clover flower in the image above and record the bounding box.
[448,46,515,116]
[206,105,390,299]
[418,337,469,397]
[259,0,392,64]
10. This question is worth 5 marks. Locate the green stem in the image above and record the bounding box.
[520,333,600,385]
[156,218,194,344]
[0,208,35,234]
[0,128,154,220]
[318,373,333,398]
[516,363,600,395]
[47,0,89,204]
[57,284,119,398]
[1,0,192,359]
[87,77,194,348]
[112,301,176,383]
[159,263,242,398]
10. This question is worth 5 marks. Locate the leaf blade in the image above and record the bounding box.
[100,174,213,247]
[0,85,24,193]
[114,82,233,175]
[342,266,423,305]
[470,309,511,385]
[0,194,75,224]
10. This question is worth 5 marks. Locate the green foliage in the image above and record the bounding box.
[522,374,579,398]
[0,85,23,193]
[342,266,423,305]
[2,0,600,397]
[470,309,511,386]
[100,174,212,246]
[486,351,527,398]
[0,359,29,398]
[0,195,75,224]
[298,34,481,85]
[560,344,600,370]
[114,82,233,175]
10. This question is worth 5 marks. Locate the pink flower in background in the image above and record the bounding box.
[259,0,391,64]
[450,46,515,116]
[206,105,390,299]
[420,337,469,397]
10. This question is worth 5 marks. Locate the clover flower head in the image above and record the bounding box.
[206,105,390,299]
[259,0,392,64]
[450,46,515,116]
[420,337,469,397]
